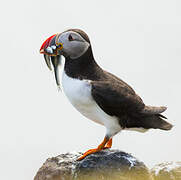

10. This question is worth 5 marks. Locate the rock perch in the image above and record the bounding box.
[34,149,152,180]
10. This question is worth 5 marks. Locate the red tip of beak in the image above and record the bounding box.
[40,34,56,54]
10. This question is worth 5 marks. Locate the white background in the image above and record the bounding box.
[0,0,180,179]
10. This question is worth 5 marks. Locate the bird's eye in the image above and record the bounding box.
[68,34,74,41]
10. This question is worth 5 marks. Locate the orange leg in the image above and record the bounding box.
[103,138,112,149]
[77,136,109,161]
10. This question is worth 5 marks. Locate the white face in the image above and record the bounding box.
[56,31,90,59]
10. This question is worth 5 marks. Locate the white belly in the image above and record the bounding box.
[61,71,122,137]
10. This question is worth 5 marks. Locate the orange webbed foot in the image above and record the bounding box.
[77,136,110,161]
[77,148,100,161]
[103,138,112,149]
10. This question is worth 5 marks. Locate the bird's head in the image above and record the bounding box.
[56,29,91,58]
[40,29,91,88]
[40,29,91,63]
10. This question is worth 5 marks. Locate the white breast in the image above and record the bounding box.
[61,71,122,137]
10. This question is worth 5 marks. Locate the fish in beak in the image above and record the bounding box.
[40,34,63,89]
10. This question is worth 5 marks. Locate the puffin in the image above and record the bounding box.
[39,29,173,160]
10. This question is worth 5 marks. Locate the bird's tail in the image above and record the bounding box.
[140,106,173,130]
[141,105,167,114]
[142,114,173,130]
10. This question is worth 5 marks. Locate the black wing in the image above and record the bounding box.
[91,80,145,118]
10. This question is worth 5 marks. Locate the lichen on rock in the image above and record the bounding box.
[151,161,181,180]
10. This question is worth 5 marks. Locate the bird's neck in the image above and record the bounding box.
[64,47,102,80]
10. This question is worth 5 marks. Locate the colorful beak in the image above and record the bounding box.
[40,34,57,71]
[40,34,57,55]
[40,34,62,89]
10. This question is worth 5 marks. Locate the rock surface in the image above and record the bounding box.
[34,149,152,180]
[151,161,181,180]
